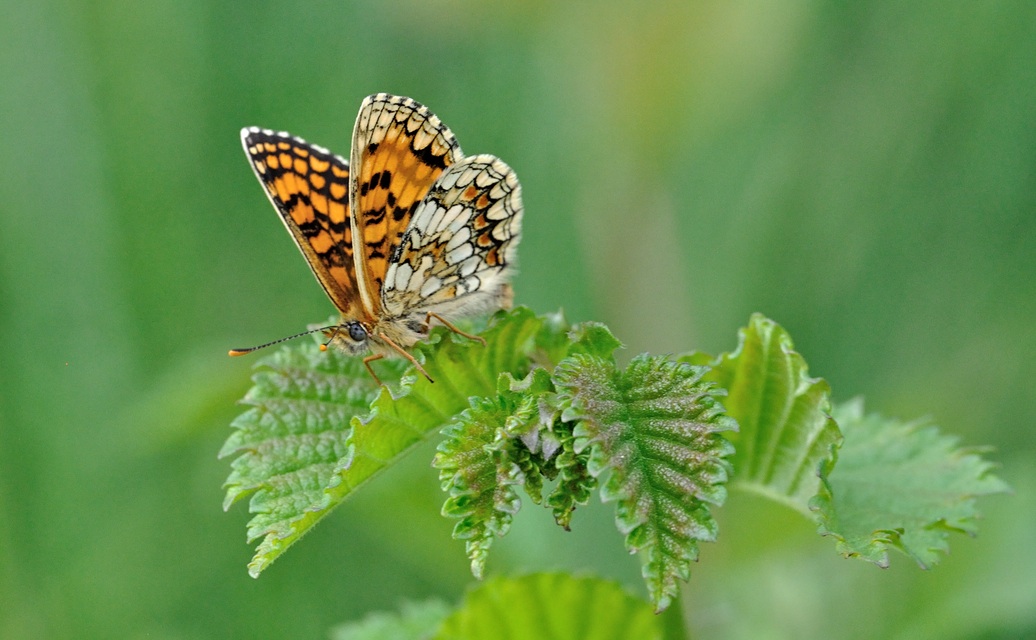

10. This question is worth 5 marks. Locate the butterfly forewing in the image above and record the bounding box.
[349,94,464,318]
[241,128,359,317]
[382,154,523,318]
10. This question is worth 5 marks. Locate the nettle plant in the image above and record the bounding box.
[222,308,1006,638]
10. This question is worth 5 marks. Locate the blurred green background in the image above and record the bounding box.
[2,1,1034,638]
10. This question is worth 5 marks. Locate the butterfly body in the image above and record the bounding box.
[239,94,522,379]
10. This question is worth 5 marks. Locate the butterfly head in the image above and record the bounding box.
[322,320,371,355]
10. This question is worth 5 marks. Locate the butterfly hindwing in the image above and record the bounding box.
[241,128,358,317]
[381,154,523,319]
[349,94,464,318]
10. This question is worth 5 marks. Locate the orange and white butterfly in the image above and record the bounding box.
[233,94,523,383]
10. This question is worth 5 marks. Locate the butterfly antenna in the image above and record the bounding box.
[319,325,344,352]
[228,325,338,356]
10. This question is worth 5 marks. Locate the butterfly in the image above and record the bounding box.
[232,94,523,384]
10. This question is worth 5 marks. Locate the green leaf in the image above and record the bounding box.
[223,307,549,576]
[329,599,451,640]
[529,309,573,367]
[812,399,1010,568]
[565,321,624,361]
[219,342,405,538]
[496,368,558,505]
[435,573,664,640]
[434,364,589,576]
[695,314,1008,568]
[545,418,597,530]
[693,313,842,515]
[433,394,525,579]
[498,368,597,528]
[555,353,736,611]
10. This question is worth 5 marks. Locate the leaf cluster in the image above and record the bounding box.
[222,308,1007,612]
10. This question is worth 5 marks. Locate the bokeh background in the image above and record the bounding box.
[2,2,1034,638]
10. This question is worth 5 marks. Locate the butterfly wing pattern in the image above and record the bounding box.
[239,93,523,381]
[240,128,358,318]
[348,95,464,318]
[381,155,522,320]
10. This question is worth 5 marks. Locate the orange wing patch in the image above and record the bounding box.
[241,127,358,317]
[349,94,464,316]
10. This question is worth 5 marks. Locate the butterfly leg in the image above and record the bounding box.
[363,353,385,386]
[377,333,434,383]
[424,312,486,346]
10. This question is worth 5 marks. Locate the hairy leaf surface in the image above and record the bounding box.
[555,353,736,611]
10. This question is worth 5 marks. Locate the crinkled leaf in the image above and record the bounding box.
[506,369,566,464]
[436,573,664,640]
[555,353,737,611]
[329,599,452,640]
[498,369,558,507]
[433,395,525,579]
[503,366,598,530]
[223,307,550,576]
[546,420,597,530]
[811,399,1010,568]
[691,313,842,514]
[499,368,556,438]
[434,366,571,577]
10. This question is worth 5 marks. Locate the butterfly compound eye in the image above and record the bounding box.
[347,322,368,342]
